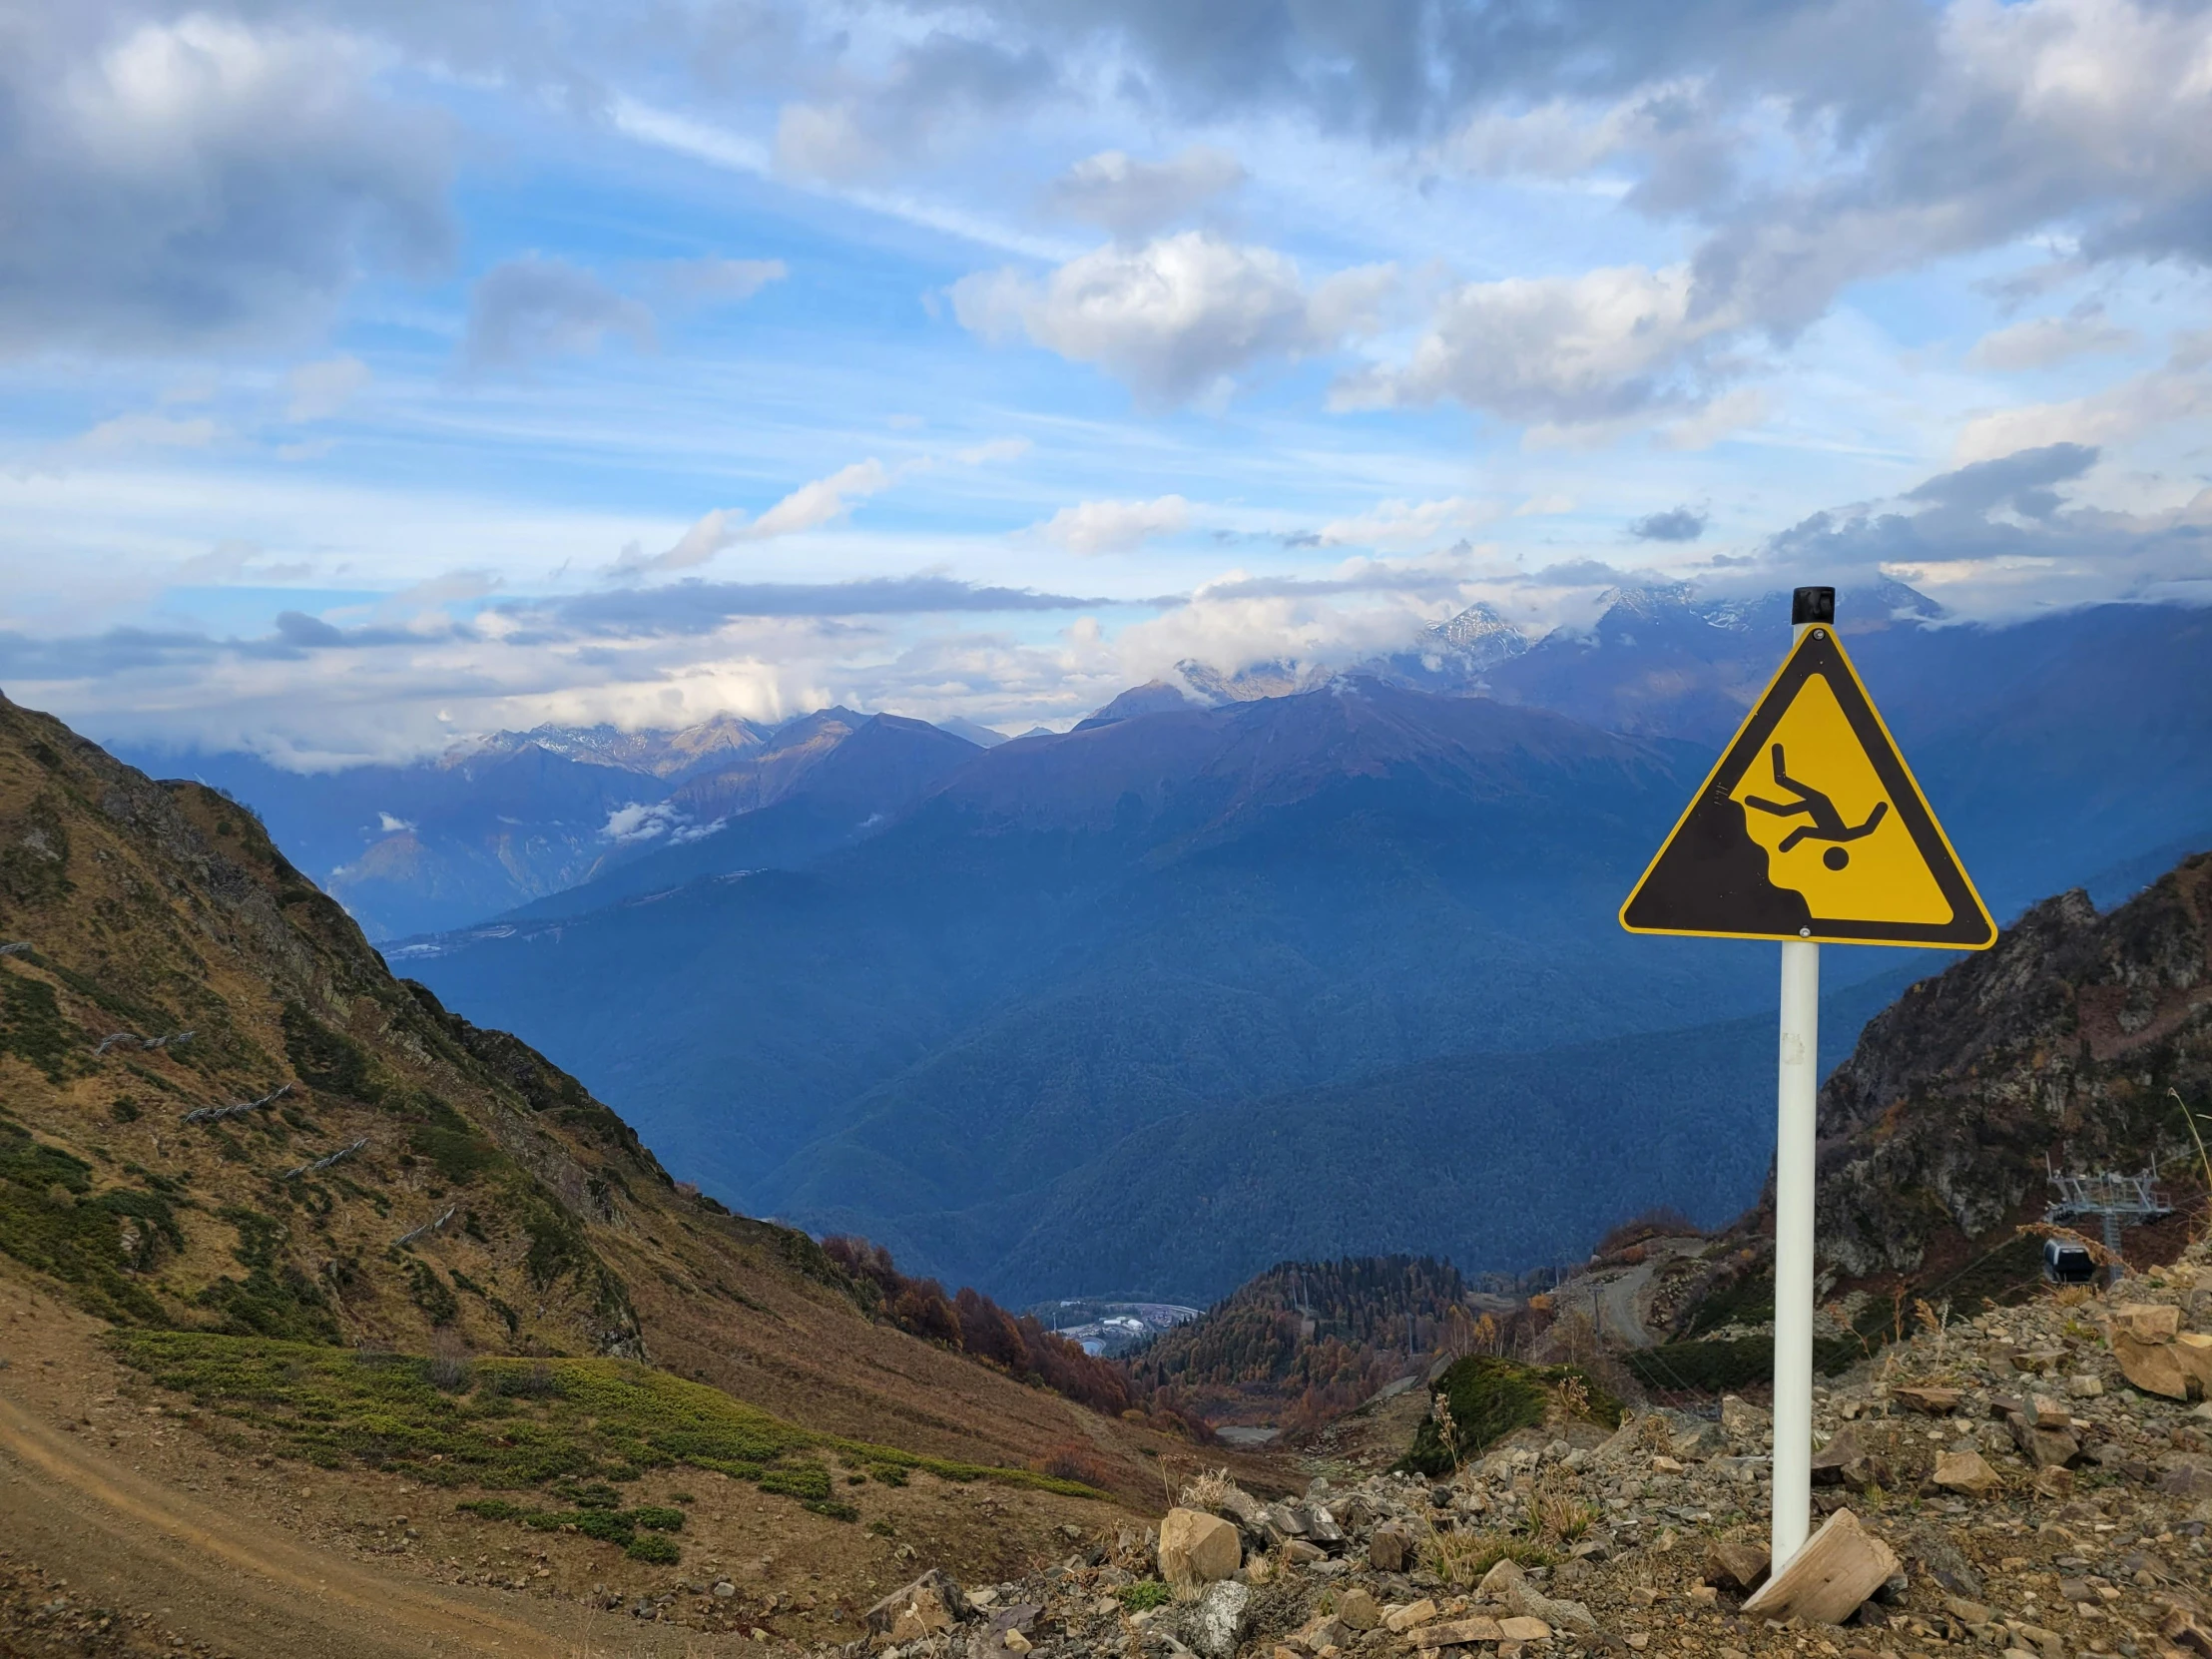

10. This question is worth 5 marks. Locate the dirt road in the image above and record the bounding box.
[0,1385,741,1659]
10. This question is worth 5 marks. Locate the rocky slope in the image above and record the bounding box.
[849,1247,2212,1659]
[0,689,1189,1490]
[1813,852,2210,1286]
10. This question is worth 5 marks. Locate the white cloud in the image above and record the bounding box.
[1335,264,1735,430]
[1655,386,1770,451]
[1037,495,1191,554]
[1954,339,2212,462]
[461,258,654,372]
[604,802,728,844]
[375,811,415,833]
[72,411,222,455]
[284,355,371,421]
[952,232,1396,405]
[0,14,450,357]
[1967,310,2138,372]
[1046,147,1248,238]
[636,459,895,572]
[953,437,1032,464]
[1513,494,1577,517]
[771,33,1054,187]
[660,257,789,304]
[1315,496,1493,551]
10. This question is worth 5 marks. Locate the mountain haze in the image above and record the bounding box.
[120,589,2212,1307]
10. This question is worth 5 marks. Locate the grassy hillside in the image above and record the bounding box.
[0,690,1189,1502]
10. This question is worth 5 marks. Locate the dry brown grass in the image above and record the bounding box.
[1177,1465,1236,1509]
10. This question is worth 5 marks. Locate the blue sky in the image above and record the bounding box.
[2,0,2210,764]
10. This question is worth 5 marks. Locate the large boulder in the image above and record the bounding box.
[1180,1581,1252,1659]
[1159,1507,1242,1589]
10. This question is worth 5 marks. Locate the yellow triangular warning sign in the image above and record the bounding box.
[1620,626,1994,948]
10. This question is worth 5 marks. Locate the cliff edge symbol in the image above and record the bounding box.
[1620,626,1994,949]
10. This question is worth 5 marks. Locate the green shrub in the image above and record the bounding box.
[1625,1333,1867,1394]
[0,1122,177,1324]
[1399,1356,1621,1476]
[110,1332,1103,1516]
[1,970,71,1081]
[406,1095,502,1185]
[279,1003,379,1102]
[625,1533,680,1564]
[1118,1581,1173,1611]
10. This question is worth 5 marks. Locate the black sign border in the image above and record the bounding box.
[1620,627,1996,948]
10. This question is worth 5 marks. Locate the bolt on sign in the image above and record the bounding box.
[1619,623,1994,948]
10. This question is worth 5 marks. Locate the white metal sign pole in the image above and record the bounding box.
[1769,590,1828,1574]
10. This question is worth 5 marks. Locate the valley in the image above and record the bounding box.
[4,654,2211,1659]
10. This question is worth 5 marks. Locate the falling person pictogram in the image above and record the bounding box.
[1740,744,1889,868]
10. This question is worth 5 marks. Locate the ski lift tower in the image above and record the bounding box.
[2045,1161,2172,1285]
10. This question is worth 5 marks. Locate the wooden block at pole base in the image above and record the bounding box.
[1740,1509,1900,1627]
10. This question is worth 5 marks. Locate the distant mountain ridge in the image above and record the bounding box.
[398,595,2212,1305]
[98,588,2212,1309]
[116,705,981,939]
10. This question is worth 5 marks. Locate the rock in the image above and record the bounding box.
[1498,1617,1552,1643]
[1384,1599,1439,1633]
[1944,1596,1993,1627]
[1475,1558,1596,1632]
[2110,1304,2182,1342]
[1002,1631,1031,1654]
[2177,1333,2212,1395]
[1210,1484,1271,1532]
[866,1571,970,1641]
[2159,1461,2212,1499]
[2030,1465,2075,1499]
[1338,1589,1382,1631]
[1892,1385,1962,1414]
[2004,1409,2082,1468]
[1741,1509,1902,1627]
[2027,1394,2069,1427]
[714,1581,737,1598]
[1289,1612,1349,1652]
[1650,1455,1685,1474]
[1711,1454,1766,1485]
[1720,1395,1771,1439]
[1704,1533,1772,1593]
[1415,1617,1504,1649]
[1479,1558,1530,1598]
[1159,1508,1242,1589]
[2107,1331,2188,1399]
[1368,1524,1412,1574]
[1934,1450,2003,1497]
[1282,1539,1327,1565]
[1304,1506,1348,1550]
[2164,1605,2212,1659]
[1669,1417,1727,1459]
[1810,1423,1888,1490]
[2064,1373,2104,1397]
[1181,1582,1250,1659]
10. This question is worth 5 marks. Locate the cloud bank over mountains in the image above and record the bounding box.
[0,0,2208,758]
